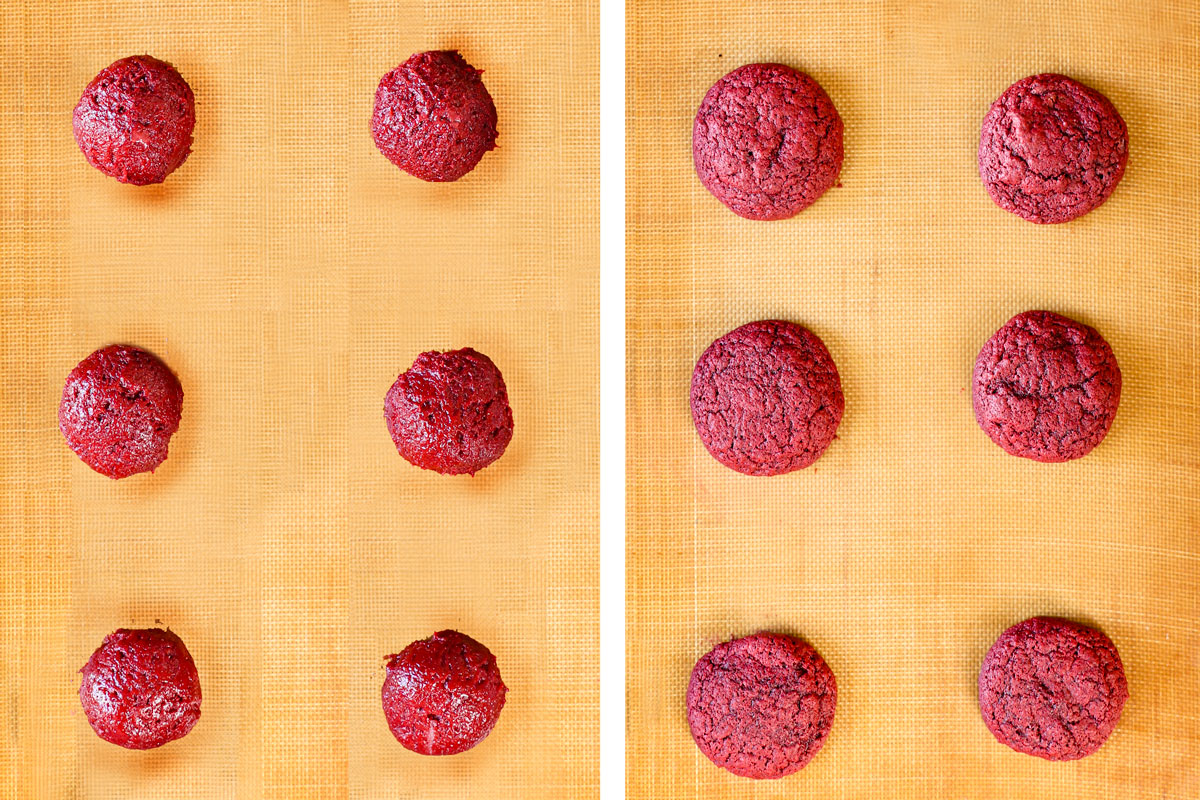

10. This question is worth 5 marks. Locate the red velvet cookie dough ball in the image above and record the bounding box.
[79,628,202,750]
[973,311,1121,462]
[72,55,196,185]
[693,63,843,220]
[979,74,1128,223]
[384,347,513,475]
[371,50,498,182]
[979,617,1127,761]
[687,631,837,779]
[381,630,507,756]
[58,344,184,479]
[690,320,844,476]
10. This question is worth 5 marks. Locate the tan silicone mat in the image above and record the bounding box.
[0,1,598,798]
[627,1,1199,797]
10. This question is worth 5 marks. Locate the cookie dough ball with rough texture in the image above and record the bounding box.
[385,347,513,476]
[371,50,498,182]
[381,630,507,755]
[58,344,184,479]
[979,617,1127,761]
[687,631,836,779]
[72,56,196,185]
[979,74,1127,224]
[973,310,1121,463]
[690,320,844,476]
[693,63,843,220]
[79,628,202,750]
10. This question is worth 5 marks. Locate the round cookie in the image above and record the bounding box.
[381,630,507,755]
[973,310,1121,463]
[979,73,1128,224]
[979,617,1127,761]
[687,631,836,779]
[73,55,196,185]
[79,628,202,750]
[384,347,513,476]
[693,63,843,220]
[371,50,498,182]
[690,320,844,476]
[59,344,184,479]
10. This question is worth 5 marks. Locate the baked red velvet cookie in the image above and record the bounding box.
[973,310,1121,462]
[979,617,1127,760]
[690,320,843,475]
[384,347,513,475]
[979,74,1127,223]
[79,628,202,749]
[73,55,196,185]
[371,50,498,182]
[381,630,507,755]
[59,344,184,479]
[693,63,843,220]
[687,631,836,779]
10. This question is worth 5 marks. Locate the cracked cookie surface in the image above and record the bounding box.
[686,631,836,779]
[385,347,513,475]
[693,63,843,220]
[979,617,1127,761]
[79,628,202,749]
[381,630,507,755]
[58,344,184,479]
[972,310,1120,462]
[978,73,1127,224]
[371,50,497,182]
[73,55,195,186]
[690,320,843,476]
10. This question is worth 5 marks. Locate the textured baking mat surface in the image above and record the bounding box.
[0,1,598,798]
[627,1,1199,797]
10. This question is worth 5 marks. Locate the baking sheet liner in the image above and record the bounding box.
[0,1,598,797]
[627,1,1199,797]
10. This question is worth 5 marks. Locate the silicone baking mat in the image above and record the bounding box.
[0,1,598,798]
[627,1,1199,797]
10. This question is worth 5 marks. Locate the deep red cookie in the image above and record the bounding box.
[381,630,507,756]
[79,628,202,750]
[973,311,1121,462]
[384,347,513,475]
[73,55,196,185]
[979,73,1127,224]
[979,617,1127,761]
[690,320,843,476]
[371,50,498,182]
[58,344,184,479]
[687,631,837,779]
[693,63,843,220]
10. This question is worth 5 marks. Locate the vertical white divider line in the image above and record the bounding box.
[599,0,627,797]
